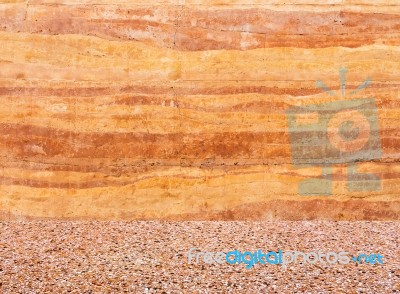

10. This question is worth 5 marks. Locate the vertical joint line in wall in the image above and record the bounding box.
[263,31,266,53]
[71,96,77,156]
[171,86,181,128]
[173,4,184,48]
[24,0,29,22]
[171,85,183,167]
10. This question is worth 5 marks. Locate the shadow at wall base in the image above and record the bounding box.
[1,199,399,221]
[167,199,400,221]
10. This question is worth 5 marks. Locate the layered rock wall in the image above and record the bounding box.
[0,0,399,219]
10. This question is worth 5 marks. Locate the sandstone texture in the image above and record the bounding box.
[0,0,399,219]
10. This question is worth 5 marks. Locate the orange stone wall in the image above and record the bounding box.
[0,0,399,220]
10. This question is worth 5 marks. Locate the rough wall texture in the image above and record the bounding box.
[0,0,399,220]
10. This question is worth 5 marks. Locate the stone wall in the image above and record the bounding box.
[0,0,399,219]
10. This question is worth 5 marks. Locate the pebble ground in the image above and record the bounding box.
[0,221,399,293]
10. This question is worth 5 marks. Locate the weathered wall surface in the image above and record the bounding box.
[0,0,399,220]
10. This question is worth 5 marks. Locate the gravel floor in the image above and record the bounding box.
[0,221,399,293]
